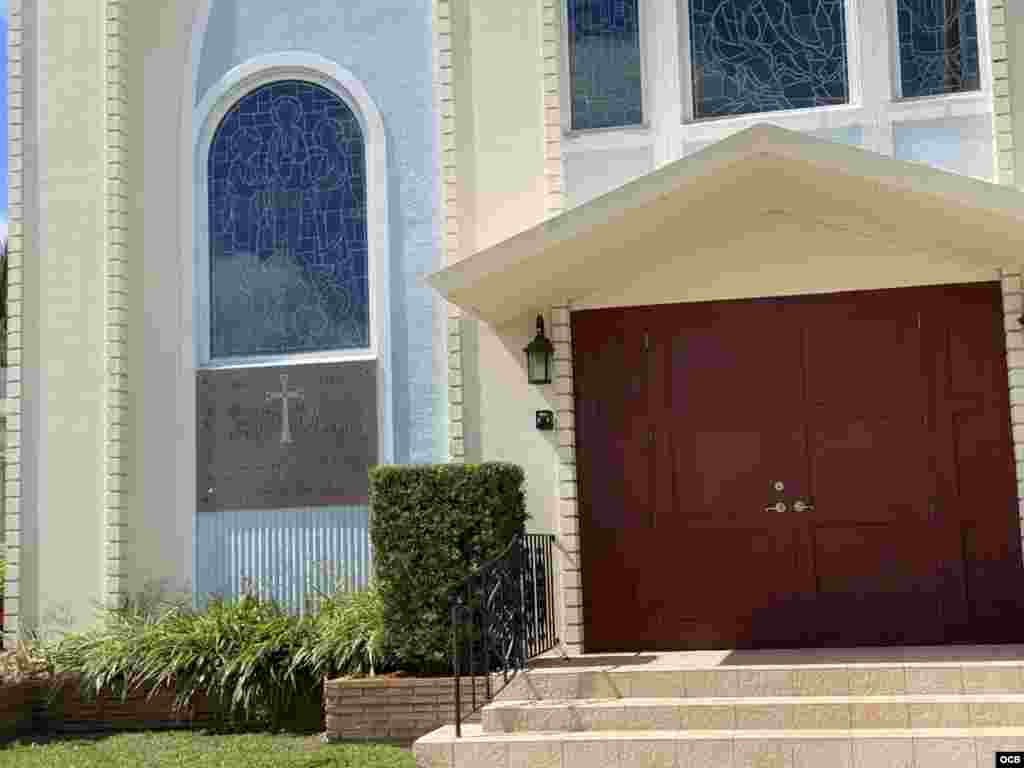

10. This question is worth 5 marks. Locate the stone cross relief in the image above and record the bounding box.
[265,373,305,445]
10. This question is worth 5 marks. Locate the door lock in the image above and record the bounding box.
[764,501,788,513]
[793,499,815,513]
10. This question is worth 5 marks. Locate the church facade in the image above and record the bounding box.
[7,0,1024,655]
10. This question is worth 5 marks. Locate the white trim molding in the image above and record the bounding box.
[3,0,26,649]
[192,52,394,467]
[991,0,1015,186]
[1001,268,1024,560]
[435,0,465,463]
[103,0,129,612]
[552,303,582,653]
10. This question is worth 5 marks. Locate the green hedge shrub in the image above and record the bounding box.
[369,463,527,675]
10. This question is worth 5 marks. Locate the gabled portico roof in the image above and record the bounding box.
[425,123,1024,326]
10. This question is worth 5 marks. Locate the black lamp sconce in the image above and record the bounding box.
[524,314,555,385]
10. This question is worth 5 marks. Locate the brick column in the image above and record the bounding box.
[1002,269,1024,560]
[3,0,25,649]
[541,0,565,218]
[103,0,128,611]
[552,304,582,653]
[435,0,464,463]
[992,0,1015,186]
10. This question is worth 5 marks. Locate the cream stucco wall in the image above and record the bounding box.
[125,0,199,602]
[452,0,562,536]
[17,0,111,634]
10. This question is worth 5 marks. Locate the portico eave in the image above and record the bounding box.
[425,123,1024,327]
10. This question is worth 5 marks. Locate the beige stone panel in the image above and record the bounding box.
[851,702,910,729]
[577,672,622,700]
[735,670,796,697]
[680,705,737,731]
[684,670,739,698]
[528,673,580,700]
[524,704,573,732]
[908,701,969,728]
[453,740,508,768]
[507,740,562,768]
[563,738,620,768]
[682,739,734,768]
[794,668,850,697]
[791,739,852,768]
[733,739,791,768]
[962,666,1023,694]
[414,740,454,768]
[911,738,977,768]
[571,703,625,731]
[905,667,964,695]
[620,739,677,768]
[631,672,685,698]
[851,738,912,768]
[736,704,786,730]
[624,704,682,730]
[786,702,852,730]
[849,668,906,696]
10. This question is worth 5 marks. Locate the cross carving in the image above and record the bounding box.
[266,373,304,445]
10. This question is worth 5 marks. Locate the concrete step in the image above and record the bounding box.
[494,661,1024,701]
[482,694,1024,733]
[413,723,1024,768]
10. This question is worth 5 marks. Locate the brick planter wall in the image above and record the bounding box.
[324,674,497,743]
[42,679,226,734]
[0,681,36,741]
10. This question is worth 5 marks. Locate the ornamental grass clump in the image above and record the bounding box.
[41,592,323,730]
[292,581,391,680]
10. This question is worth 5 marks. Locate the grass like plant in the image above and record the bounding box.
[36,579,392,730]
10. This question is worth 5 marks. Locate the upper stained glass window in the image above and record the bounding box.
[896,0,979,98]
[567,0,643,130]
[208,80,369,359]
[689,0,850,120]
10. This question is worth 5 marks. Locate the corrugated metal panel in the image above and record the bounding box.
[195,505,372,614]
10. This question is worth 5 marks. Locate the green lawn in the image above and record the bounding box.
[0,731,416,768]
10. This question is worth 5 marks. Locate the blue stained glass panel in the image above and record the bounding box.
[208,80,369,358]
[689,0,850,119]
[896,0,979,98]
[568,0,644,130]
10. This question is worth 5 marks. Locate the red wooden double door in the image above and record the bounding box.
[573,282,1024,651]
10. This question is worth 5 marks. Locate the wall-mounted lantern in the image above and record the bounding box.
[524,314,555,385]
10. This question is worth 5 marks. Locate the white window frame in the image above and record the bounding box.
[193,52,394,462]
[886,0,991,103]
[560,0,653,136]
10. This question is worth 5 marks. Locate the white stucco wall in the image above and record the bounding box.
[562,0,997,208]
[115,0,448,604]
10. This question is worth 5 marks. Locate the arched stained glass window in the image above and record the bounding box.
[208,80,369,358]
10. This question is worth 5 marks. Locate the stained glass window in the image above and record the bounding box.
[689,0,850,120]
[567,0,643,130]
[896,0,979,98]
[208,80,369,359]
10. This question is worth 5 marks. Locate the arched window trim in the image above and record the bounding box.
[193,53,393,466]
[194,53,390,372]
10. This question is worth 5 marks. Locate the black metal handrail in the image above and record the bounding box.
[450,532,558,737]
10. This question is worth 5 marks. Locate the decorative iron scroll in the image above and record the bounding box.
[450,533,559,737]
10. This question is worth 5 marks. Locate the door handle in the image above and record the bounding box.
[765,501,788,513]
[793,499,814,512]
